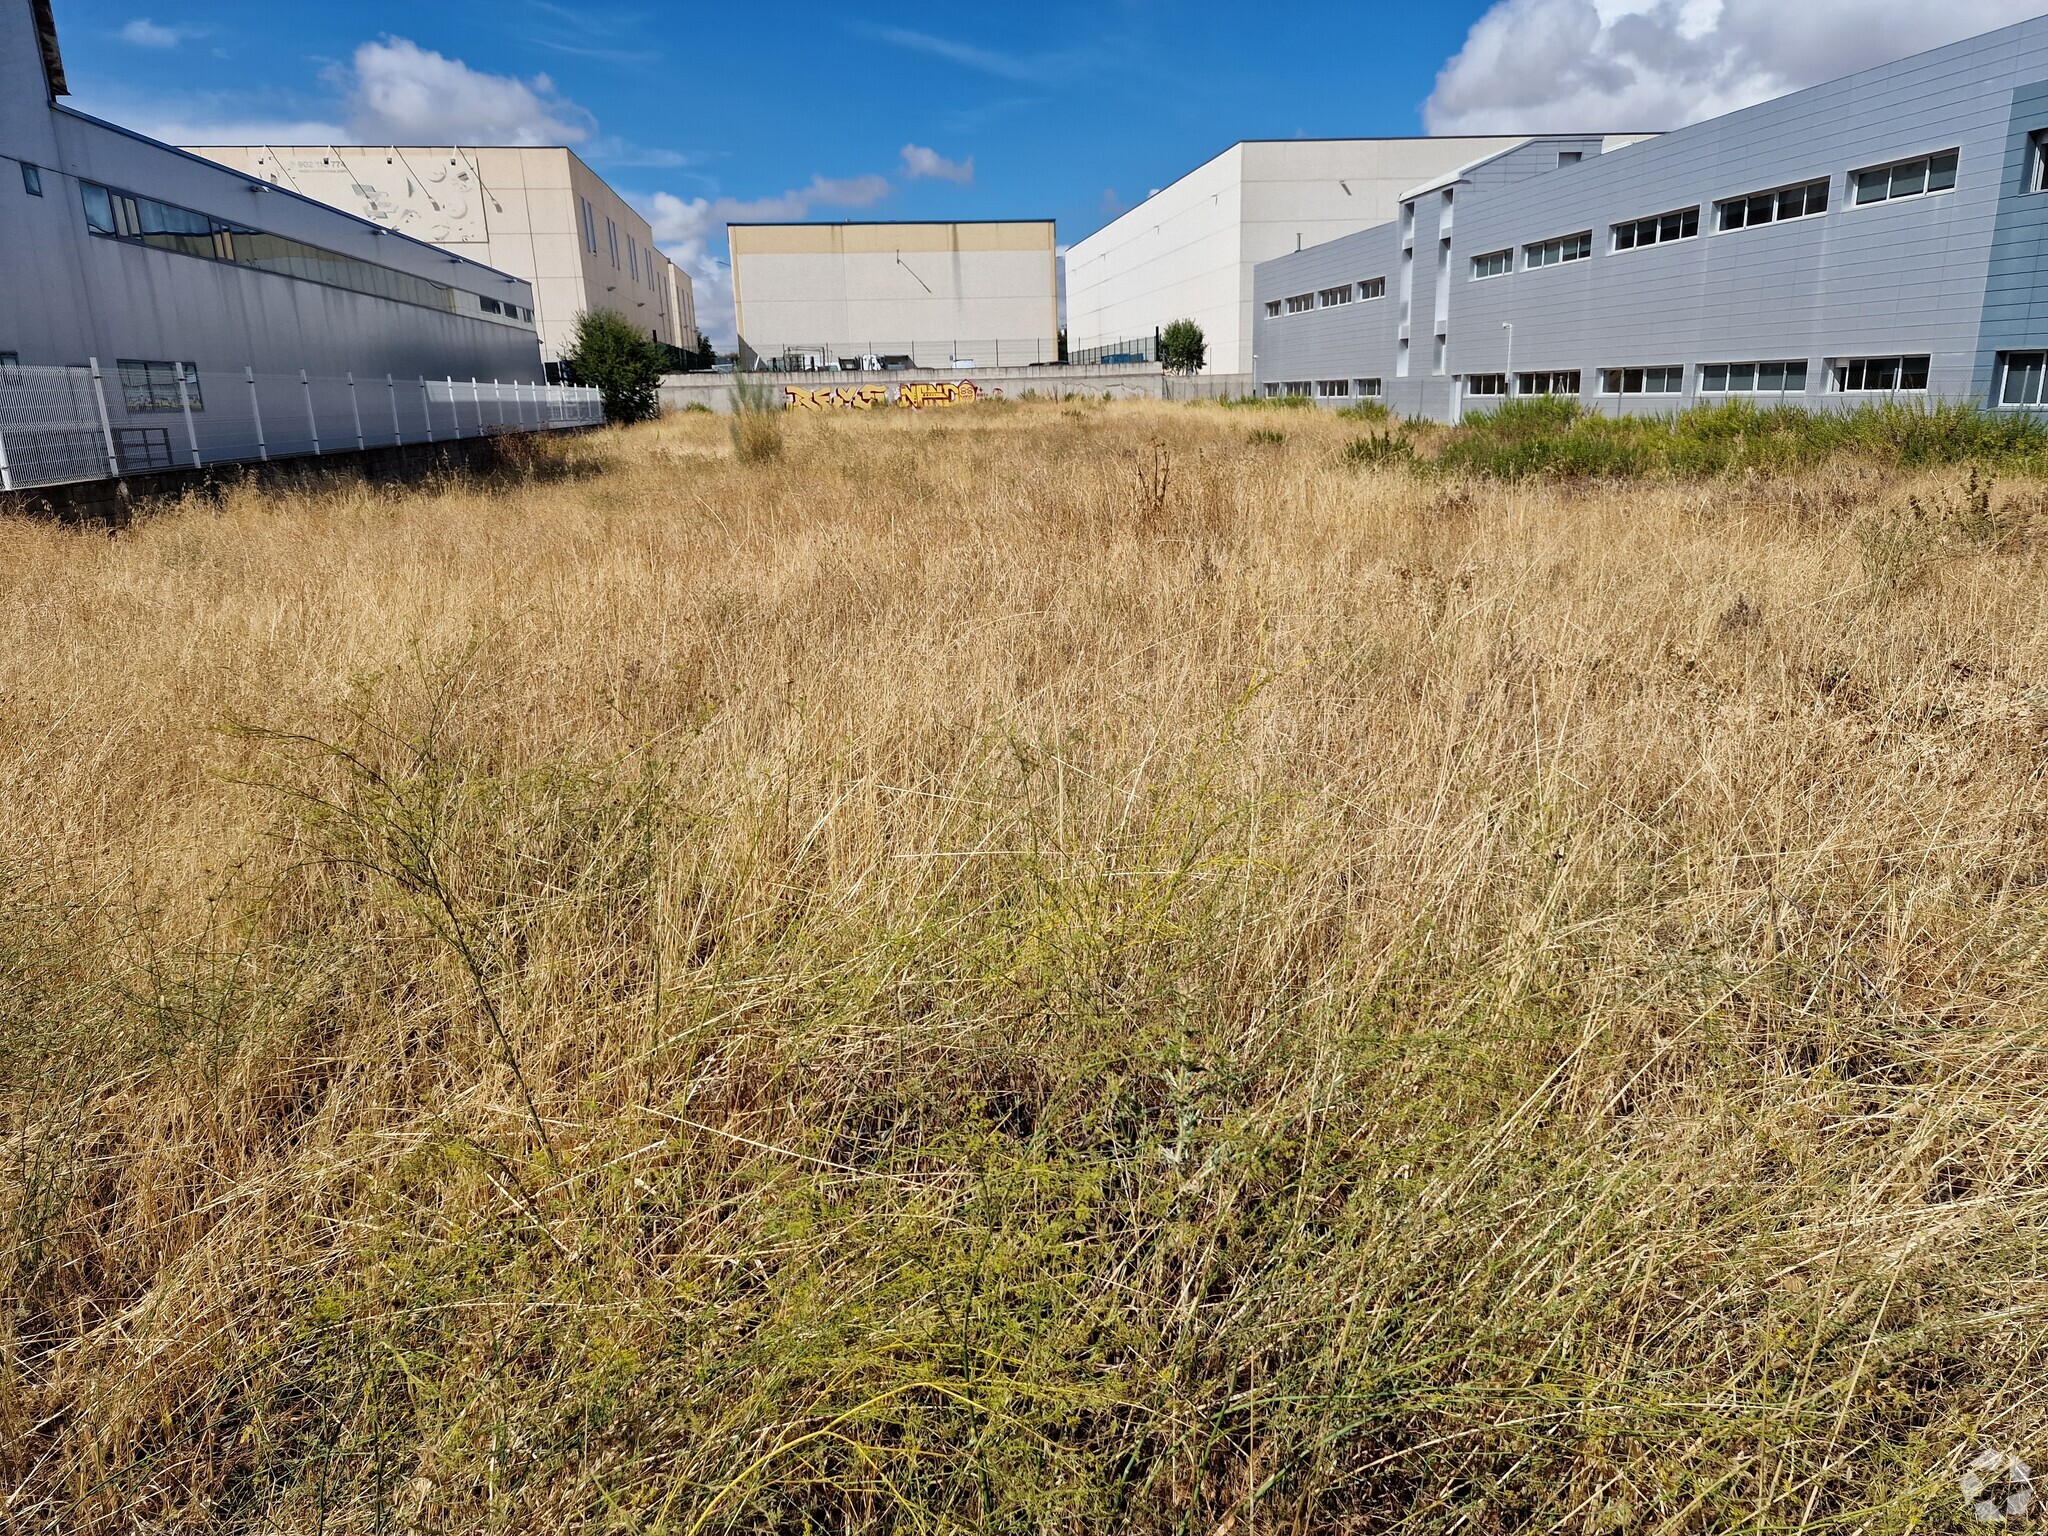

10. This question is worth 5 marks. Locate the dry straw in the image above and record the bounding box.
[2,400,2047,1531]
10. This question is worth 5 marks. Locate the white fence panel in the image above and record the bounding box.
[0,358,601,494]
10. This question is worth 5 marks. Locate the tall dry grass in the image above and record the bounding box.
[2,400,2047,1532]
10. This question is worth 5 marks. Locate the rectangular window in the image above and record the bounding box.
[1470,249,1514,280]
[1716,178,1829,231]
[1466,374,1508,397]
[1264,300,1282,318]
[1317,379,1351,398]
[1853,150,1958,206]
[629,235,639,283]
[1612,207,1700,251]
[116,359,203,413]
[1359,276,1386,301]
[21,163,42,196]
[1285,293,1315,314]
[607,218,620,268]
[1832,356,1930,392]
[1318,285,1352,307]
[1525,231,1593,268]
[1282,381,1311,398]
[2032,133,2048,195]
[1559,151,1583,167]
[1699,360,1809,394]
[1355,378,1383,398]
[1600,366,1685,396]
[580,198,598,253]
[1518,371,1581,396]
[2001,351,2048,406]
[0,351,20,385]
[479,296,503,315]
[79,180,457,313]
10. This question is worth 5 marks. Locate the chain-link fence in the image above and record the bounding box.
[0,358,605,492]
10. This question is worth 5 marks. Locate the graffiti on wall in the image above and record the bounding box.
[784,380,1000,412]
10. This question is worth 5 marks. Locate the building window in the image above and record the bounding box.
[1700,361,1809,394]
[1359,276,1386,301]
[1612,207,1699,251]
[1317,379,1351,398]
[1852,151,1958,206]
[1518,371,1580,396]
[1318,284,1353,307]
[580,198,598,253]
[1601,366,1684,395]
[1717,179,1829,231]
[607,218,620,268]
[0,351,20,385]
[1285,293,1315,314]
[2031,133,2048,195]
[2000,352,2048,406]
[480,296,504,315]
[1832,356,1930,392]
[1264,300,1282,318]
[21,164,42,196]
[80,180,459,314]
[116,359,203,413]
[1282,381,1311,397]
[1355,378,1383,398]
[1466,374,1508,397]
[1525,231,1593,268]
[1470,249,1514,280]
[1558,151,1582,167]
[629,235,639,282]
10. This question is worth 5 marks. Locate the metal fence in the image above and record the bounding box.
[735,339,1064,372]
[0,358,605,492]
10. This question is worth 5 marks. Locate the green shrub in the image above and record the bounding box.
[563,309,668,424]
[1336,400,1391,423]
[1344,431,1414,469]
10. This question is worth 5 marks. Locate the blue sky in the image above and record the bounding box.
[51,0,2048,341]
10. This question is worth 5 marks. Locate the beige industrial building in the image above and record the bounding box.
[730,221,1059,371]
[1064,137,1654,378]
[182,145,697,368]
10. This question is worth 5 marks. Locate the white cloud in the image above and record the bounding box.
[1425,0,2048,133]
[118,18,185,47]
[343,37,593,146]
[644,175,895,348]
[901,144,974,185]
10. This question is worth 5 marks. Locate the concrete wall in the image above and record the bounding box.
[1254,18,2048,421]
[729,222,1060,371]
[661,363,1166,414]
[183,145,697,363]
[1063,138,1557,378]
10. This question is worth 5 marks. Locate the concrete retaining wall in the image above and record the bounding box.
[660,363,1174,415]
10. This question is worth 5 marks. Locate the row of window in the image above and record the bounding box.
[1263,378,1386,399]
[76,179,534,325]
[1269,356,2048,409]
[1461,149,1960,283]
[1267,276,1387,318]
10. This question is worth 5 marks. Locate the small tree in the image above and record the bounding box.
[1161,318,1206,375]
[564,308,667,423]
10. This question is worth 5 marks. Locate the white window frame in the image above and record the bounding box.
[1466,373,1508,398]
[1698,361,1810,395]
[1517,371,1581,397]
[1850,151,1959,208]
[2000,351,2048,407]
[1611,207,1700,253]
[1599,366,1685,397]
[1316,379,1351,399]
[1318,284,1353,308]
[1359,277,1387,301]
[1715,179,1830,233]
[1470,249,1514,281]
[1525,231,1593,270]
[1284,293,1315,315]
[1830,356,1931,394]
[1354,377,1383,398]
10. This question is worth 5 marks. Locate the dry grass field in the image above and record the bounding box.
[4,399,2048,1532]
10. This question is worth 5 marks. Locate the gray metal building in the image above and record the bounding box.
[1254,17,2048,421]
[2,0,546,387]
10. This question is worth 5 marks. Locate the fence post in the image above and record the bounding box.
[0,418,12,492]
[472,377,484,435]
[247,367,268,461]
[347,372,365,452]
[388,375,402,446]
[420,377,435,444]
[88,357,120,478]
[446,377,459,438]
[176,369,201,468]
[301,369,321,455]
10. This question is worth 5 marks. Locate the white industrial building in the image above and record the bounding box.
[1064,137,1654,379]
[730,221,1060,371]
[185,145,698,369]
